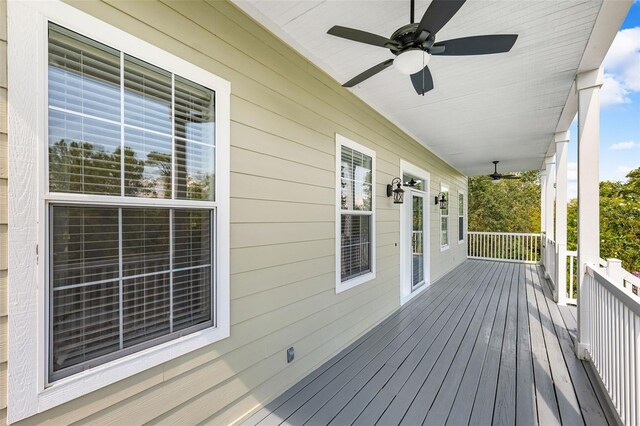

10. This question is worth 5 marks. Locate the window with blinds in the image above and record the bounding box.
[339,143,374,283]
[440,186,449,248]
[47,23,216,381]
[458,192,465,243]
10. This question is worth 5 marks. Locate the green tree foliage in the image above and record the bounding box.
[470,167,640,274]
[468,170,541,233]
[567,168,640,273]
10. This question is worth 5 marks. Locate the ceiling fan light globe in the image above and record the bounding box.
[491,178,501,184]
[394,49,430,75]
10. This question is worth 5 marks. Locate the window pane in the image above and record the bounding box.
[124,55,172,135]
[442,191,449,216]
[176,139,215,201]
[441,217,449,246]
[49,110,121,195]
[174,209,212,269]
[123,273,171,348]
[52,281,120,376]
[459,216,464,242]
[122,208,170,276]
[124,128,172,198]
[340,146,372,211]
[341,214,371,281]
[174,267,212,332]
[402,173,422,191]
[458,193,464,216]
[50,205,214,381]
[175,76,215,146]
[48,24,121,123]
[51,206,119,287]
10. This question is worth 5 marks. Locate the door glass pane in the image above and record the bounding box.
[412,195,424,288]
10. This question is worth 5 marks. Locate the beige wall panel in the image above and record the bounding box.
[10,0,467,423]
[232,256,334,299]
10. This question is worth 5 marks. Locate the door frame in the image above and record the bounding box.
[400,160,431,305]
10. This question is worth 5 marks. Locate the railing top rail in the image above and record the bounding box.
[467,231,541,237]
[625,271,640,287]
[587,264,640,316]
[567,250,577,256]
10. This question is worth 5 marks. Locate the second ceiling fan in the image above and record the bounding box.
[327,0,518,95]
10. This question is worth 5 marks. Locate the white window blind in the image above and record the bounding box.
[47,23,216,381]
[339,145,373,282]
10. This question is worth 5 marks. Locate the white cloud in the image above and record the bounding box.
[601,74,631,105]
[610,141,638,150]
[616,165,633,180]
[601,27,640,106]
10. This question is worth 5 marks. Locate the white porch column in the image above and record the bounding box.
[576,67,603,359]
[555,132,570,305]
[543,156,555,277]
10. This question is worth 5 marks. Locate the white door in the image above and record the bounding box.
[400,179,430,305]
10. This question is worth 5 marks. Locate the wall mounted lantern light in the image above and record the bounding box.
[435,192,448,210]
[387,178,405,204]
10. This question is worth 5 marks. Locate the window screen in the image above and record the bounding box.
[339,145,373,282]
[47,23,216,381]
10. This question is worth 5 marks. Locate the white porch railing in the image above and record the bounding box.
[584,263,640,426]
[467,232,540,263]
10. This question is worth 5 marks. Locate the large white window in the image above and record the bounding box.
[458,190,466,244]
[336,134,376,293]
[440,184,450,250]
[47,24,219,381]
[7,2,230,421]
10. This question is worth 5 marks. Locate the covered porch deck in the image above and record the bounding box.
[243,260,615,426]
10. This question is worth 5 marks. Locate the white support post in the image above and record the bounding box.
[606,258,626,287]
[555,132,569,305]
[576,68,603,360]
[544,156,556,279]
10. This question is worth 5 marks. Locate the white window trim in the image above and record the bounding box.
[7,1,231,422]
[335,134,376,294]
[458,190,466,244]
[399,160,430,306]
[440,183,450,251]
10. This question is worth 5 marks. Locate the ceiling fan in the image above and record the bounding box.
[489,161,519,183]
[327,0,518,95]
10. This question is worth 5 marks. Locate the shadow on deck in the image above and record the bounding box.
[243,260,616,426]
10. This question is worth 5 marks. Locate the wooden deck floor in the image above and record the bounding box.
[243,260,616,426]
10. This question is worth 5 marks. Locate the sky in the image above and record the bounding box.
[566,2,640,199]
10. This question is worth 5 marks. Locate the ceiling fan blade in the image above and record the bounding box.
[343,59,394,87]
[502,175,520,179]
[432,35,518,56]
[328,26,397,49]
[416,0,466,37]
[410,65,434,95]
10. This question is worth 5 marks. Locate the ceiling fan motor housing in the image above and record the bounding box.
[389,23,435,55]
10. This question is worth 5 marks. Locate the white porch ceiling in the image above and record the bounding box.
[234,0,618,176]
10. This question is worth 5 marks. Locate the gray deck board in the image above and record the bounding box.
[445,261,513,426]
[243,260,615,426]
[516,264,537,426]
